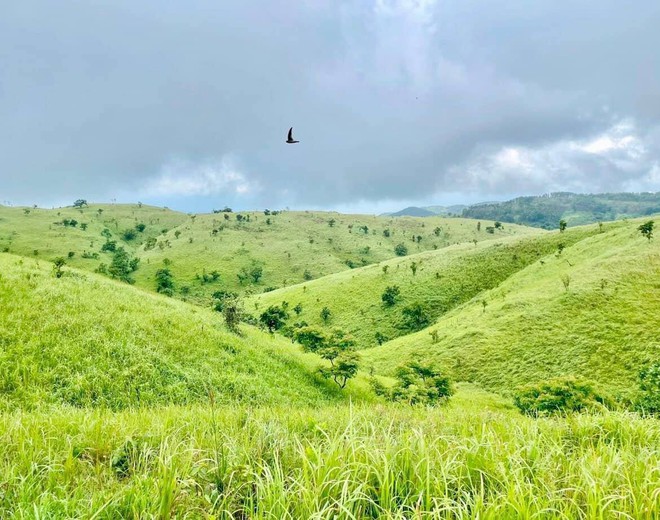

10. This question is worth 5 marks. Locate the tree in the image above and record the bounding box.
[295,327,360,389]
[293,303,303,316]
[557,242,565,255]
[155,268,175,296]
[73,199,88,208]
[259,305,289,333]
[328,218,336,227]
[222,294,244,333]
[383,228,391,238]
[250,266,263,283]
[388,360,453,405]
[394,243,408,256]
[477,222,481,232]
[410,261,418,276]
[559,219,567,232]
[53,257,66,278]
[514,377,611,416]
[382,265,389,275]
[108,248,138,283]
[638,220,654,241]
[80,223,88,231]
[494,221,503,229]
[401,302,431,331]
[375,331,388,345]
[122,228,137,241]
[320,306,332,324]
[433,227,441,236]
[381,285,401,307]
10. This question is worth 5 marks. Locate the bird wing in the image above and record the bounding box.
[288,127,293,140]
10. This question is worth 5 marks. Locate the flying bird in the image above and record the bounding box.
[286,127,299,144]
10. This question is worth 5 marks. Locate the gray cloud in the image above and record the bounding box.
[1,0,659,211]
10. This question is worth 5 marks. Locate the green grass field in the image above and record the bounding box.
[1,203,659,518]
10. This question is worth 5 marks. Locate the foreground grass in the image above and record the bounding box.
[2,391,660,518]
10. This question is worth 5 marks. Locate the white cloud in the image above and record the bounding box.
[142,156,257,198]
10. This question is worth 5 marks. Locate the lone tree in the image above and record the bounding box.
[638,220,654,242]
[294,327,360,388]
[293,302,303,316]
[410,261,418,276]
[222,294,244,333]
[320,306,332,324]
[53,257,66,278]
[381,285,401,307]
[259,305,289,333]
[386,360,454,406]
[73,199,88,208]
[155,268,175,296]
[394,243,408,256]
[559,219,567,232]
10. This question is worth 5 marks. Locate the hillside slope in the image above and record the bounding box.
[0,203,540,302]
[363,217,660,396]
[251,224,609,348]
[0,253,346,410]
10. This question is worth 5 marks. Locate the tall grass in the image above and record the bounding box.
[1,402,659,518]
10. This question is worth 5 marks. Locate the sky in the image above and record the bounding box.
[2,0,660,214]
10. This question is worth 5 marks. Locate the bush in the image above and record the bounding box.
[513,377,611,416]
[259,305,289,333]
[155,268,175,295]
[122,229,137,241]
[381,285,401,307]
[394,243,408,256]
[400,302,431,331]
[379,360,453,406]
[637,362,660,414]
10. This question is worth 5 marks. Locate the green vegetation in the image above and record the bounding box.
[363,217,660,397]
[0,253,343,410]
[1,201,659,517]
[462,191,660,229]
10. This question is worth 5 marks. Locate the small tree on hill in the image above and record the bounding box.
[514,377,611,416]
[410,261,418,276]
[386,360,453,405]
[73,199,88,208]
[53,257,66,278]
[294,327,360,388]
[559,219,567,232]
[328,218,336,227]
[638,220,654,241]
[155,268,175,296]
[293,303,303,316]
[222,294,244,333]
[381,285,401,307]
[394,243,408,256]
[320,306,332,324]
[259,305,289,333]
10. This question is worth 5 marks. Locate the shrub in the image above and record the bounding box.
[394,243,408,256]
[386,360,453,405]
[637,362,660,414]
[101,240,117,253]
[381,285,401,307]
[135,223,146,232]
[513,377,611,416]
[259,305,289,333]
[320,306,332,323]
[155,268,175,295]
[400,302,431,331]
[122,229,137,241]
[53,257,66,278]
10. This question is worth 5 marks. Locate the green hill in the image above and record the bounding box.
[0,204,539,304]
[250,223,605,348]
[0,252,346,410]
[462,192,660,229]
[363,216,660,396]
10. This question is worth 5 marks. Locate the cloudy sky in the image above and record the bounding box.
[2,1,660,213]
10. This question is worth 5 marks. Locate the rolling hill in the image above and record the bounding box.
[250,223,606,348]
[362,216,660,396]
[0,203,539,304]
[0,252,348,410]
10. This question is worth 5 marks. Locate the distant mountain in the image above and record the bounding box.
[461,192,660,229]
[385,204,467,217]
[387,206,437,217]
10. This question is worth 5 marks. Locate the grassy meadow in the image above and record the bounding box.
[0,202,659,518]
